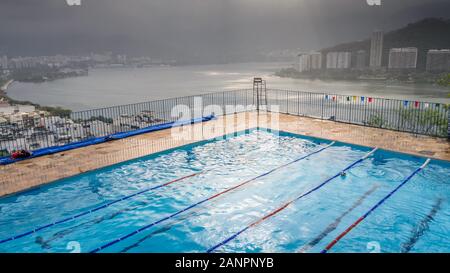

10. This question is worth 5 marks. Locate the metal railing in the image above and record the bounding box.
[265,89,448,138]
[0,88,448,155]
[0,89,254,155]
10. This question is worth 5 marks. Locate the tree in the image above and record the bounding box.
[437,73,450,87]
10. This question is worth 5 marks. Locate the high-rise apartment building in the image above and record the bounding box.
[370,30,383,68]
[309,52,322,70]
[388,47,418,69]
[296,52,322,72]
[0,56,7,70]
[327,52,351,69]
[426,49,450,72]
[355,50,367,69]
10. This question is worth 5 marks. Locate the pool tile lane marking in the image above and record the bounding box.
[90,141,336,253]
[0,171,203,244]
[401,197,443,253]
[206,147,378,253]
[298,184,380,253]
[321,158,431,253]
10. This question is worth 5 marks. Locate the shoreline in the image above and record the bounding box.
[275,67,450,85]
[0,78,72,117]
[0,79,14,92]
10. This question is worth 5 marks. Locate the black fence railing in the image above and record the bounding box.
[267,89,449,137]
[265,89,449,138]
[0,89,254,155]
[0,88,448,155]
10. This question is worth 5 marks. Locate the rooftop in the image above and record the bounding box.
[1,111,449,197]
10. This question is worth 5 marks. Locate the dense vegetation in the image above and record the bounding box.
[8,97,72,117]
[11,67,87,83]
[437,73,450,87]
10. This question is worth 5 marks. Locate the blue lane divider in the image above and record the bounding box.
[321,158,431,253]
[206,147,378,253]
[0,172,205,245]
[90,141,336,253]
[0,115,215,165]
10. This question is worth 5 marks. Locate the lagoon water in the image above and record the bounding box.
[7,62,450,111]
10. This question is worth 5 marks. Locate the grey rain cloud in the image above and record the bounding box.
[0,0,449,63]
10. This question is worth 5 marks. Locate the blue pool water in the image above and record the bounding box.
[0,129,449,253]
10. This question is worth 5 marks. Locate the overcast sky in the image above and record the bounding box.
[1,0,449,62]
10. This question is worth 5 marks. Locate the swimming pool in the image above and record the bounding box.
[0,128,448,253]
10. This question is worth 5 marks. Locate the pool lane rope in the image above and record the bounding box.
[89,141,336,253]
[206,147,378,253]
[0,171,204,245]
[321,158,431,253]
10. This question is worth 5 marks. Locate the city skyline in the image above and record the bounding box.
[291,23,450,73]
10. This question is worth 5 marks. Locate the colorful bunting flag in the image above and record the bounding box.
[368,97,373,103]
[415,101,420,108]
[403,101,408,107]
[361,96,365,102]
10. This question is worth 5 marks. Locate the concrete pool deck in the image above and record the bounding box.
[1,111,449,197]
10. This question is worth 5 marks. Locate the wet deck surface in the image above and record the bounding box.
[1,111,449,197]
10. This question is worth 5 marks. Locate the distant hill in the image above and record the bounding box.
[321,18,450,70]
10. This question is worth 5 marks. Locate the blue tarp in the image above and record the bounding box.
[0,115,215,166]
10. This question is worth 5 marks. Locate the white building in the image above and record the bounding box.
[296,52,322,72]
[370,30,383,68]
[296,53,311,72]
[355,50,367,69]
[326,52,338,69]
[388,47,418,69]
[90,52,113,63]
[310,52,322,70]
[337,52,351,69]
[0,105,36,116]
[9,57,39,69]
[327,52,351,69]
[426,49,450,72]
[116,54,127,64]
[0,56,7,70]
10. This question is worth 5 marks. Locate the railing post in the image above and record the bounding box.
[447,107,450,140]
[321,93,324,120]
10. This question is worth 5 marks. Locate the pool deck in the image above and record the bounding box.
[1,111,449,197]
